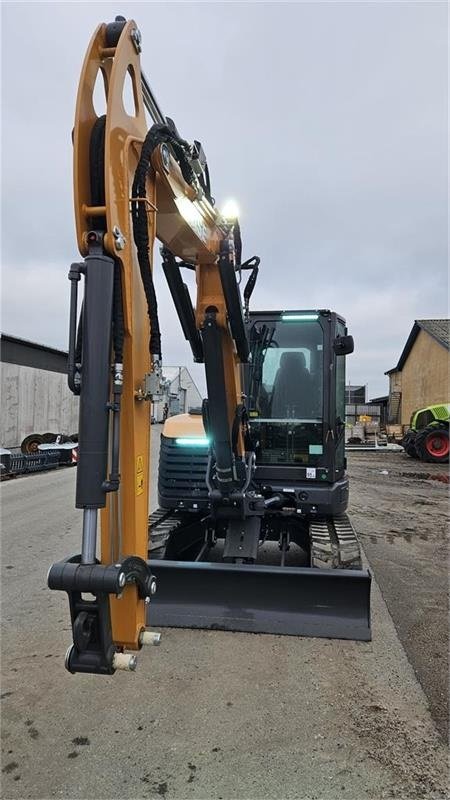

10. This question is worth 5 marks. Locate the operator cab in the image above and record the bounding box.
[243,310,353,515]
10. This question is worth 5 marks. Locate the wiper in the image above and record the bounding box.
[249,324,275,407]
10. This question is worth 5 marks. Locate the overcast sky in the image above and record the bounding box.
[1,1,447,398]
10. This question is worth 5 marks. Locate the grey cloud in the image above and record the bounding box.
[2,1,447,398]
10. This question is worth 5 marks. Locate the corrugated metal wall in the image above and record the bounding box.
[1,363,79,448]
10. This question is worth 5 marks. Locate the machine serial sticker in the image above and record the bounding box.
[136,455,144,496]
[306,467,316,479]
[309,445,323,455]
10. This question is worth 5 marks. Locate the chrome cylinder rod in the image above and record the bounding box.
[141,71,166,125]
[81,508,98,564]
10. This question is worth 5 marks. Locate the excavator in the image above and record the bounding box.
[48,16,371,675]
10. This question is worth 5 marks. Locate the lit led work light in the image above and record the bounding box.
[221,199,240,221]
[281,313,319,322]
[175,438,210,447]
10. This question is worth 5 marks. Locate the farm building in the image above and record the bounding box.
[386,319,449,430]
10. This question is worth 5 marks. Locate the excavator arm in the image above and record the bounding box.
[48,16,258,674]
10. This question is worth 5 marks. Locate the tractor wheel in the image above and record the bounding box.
[415,425,449,464]
[402,430,419,459]
[21,433,44,454]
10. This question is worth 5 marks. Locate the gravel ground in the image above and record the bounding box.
[1,431,448,799]
[348,450,449,740]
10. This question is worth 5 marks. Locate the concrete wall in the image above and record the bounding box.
[400,330,449,426]
[1,363,79,448]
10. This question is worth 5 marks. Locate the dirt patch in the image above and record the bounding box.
[398,470,449,483]
[348,450,449,741]
[71,736,90,746]
[351,700,446,798]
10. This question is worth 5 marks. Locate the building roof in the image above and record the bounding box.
[385,319,450,374]
[163,366,191,384]
[1,332,68,357]
[162,366,201,394]
[1,333,69,374]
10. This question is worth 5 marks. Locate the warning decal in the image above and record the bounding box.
[136,455,144,496]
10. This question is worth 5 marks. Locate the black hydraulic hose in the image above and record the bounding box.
[203,162,212,204]
[131,127,166,359]
[89,115,107,231]
[218,237,249,362]
[198,161,213,206]
[112,263,124,363]
[103,380,121,493]
[233,218,242,266]
[75,303,83,366]
[131,121,214,358]
[73,115,104,374]
[89,112,125,367]
[104,265,124,493]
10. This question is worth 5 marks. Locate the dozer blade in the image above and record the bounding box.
[148,560,371,641]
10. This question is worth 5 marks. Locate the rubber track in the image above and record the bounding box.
[148,508,185,558]
[309,513,362,569]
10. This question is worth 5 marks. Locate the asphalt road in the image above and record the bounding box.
[1,431,448,799]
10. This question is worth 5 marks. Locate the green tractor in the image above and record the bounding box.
[402,404,449,463]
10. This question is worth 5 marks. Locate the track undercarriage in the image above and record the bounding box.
[147,509,371,640]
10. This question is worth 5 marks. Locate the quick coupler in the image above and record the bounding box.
[48,555,156,675]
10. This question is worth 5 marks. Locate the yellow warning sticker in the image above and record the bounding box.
[136,454,144,496]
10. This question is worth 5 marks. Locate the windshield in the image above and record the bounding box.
[248,318,323,420]
[247,317,324,465]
